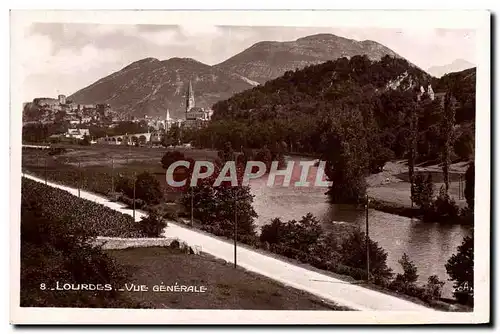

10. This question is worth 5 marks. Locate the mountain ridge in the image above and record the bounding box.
[213,33,402,84]
[67,33,414,119]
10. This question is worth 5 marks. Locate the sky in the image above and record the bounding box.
[18,23,476,102]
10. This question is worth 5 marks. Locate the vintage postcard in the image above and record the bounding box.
[10,10,490,324]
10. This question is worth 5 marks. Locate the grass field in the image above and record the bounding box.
[366,160,468,210]
[106,246,348,310]
[22,144,219,202]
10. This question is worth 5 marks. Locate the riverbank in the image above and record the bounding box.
[366,160,469,221]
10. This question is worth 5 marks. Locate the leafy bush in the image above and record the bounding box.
[137,211,167,237]
[424,275,445,301]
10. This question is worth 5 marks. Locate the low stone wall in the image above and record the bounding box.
[95,236,179,250]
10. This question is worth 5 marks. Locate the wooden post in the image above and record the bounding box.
[234,193,238,269]
[366,194,370,281]
[133,172,136,221]
[44,157,47,185]
[111,158,114,193]
[190,186,194,226]
[78,160,81,198]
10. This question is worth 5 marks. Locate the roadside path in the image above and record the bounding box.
[23,173,436,312]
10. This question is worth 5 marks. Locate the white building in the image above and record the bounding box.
[66,128,90,140]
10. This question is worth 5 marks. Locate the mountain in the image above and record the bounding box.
[427,59,475,78]
[68,57,255,119]
[214,34,402,84]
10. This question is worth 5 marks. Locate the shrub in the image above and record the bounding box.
[424,275,445,301]
[137,211,167,237]
[169,239,180,249]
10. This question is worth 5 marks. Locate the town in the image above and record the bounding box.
[22,80,213,146]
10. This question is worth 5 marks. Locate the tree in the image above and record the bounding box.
[464,161,475,211]
[408,102,419,206]
[397,253,419,284]
[441,92,457,193]
[161,150,185,170]
[340,230,393,279]
[218,141,235,163]
[182,161,257,238]
[411,173,434,210]
[135,172,163,205]
[165,124,181,147]
[322,108,369,204]
[445,236,474,303]
[115,175,134,198]
[254,145,273,170]
[433,185,459,219]
[260,218,285,245]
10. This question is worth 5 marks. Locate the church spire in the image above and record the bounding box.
[186,80,195,113]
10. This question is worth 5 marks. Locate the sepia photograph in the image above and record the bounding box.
[9,10,490,325]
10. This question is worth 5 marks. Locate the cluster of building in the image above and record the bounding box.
[24,80,214,146]
[23,94,118,126]
[98,80,213,146]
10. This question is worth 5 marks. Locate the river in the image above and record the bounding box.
[249,156,472,298]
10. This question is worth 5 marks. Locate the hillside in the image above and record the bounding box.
[433,67,476,123]
[212,55,432,121]
[68,57,254,119]
[214,34,402,84]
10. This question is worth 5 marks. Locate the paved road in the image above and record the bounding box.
[23,174,437,312]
